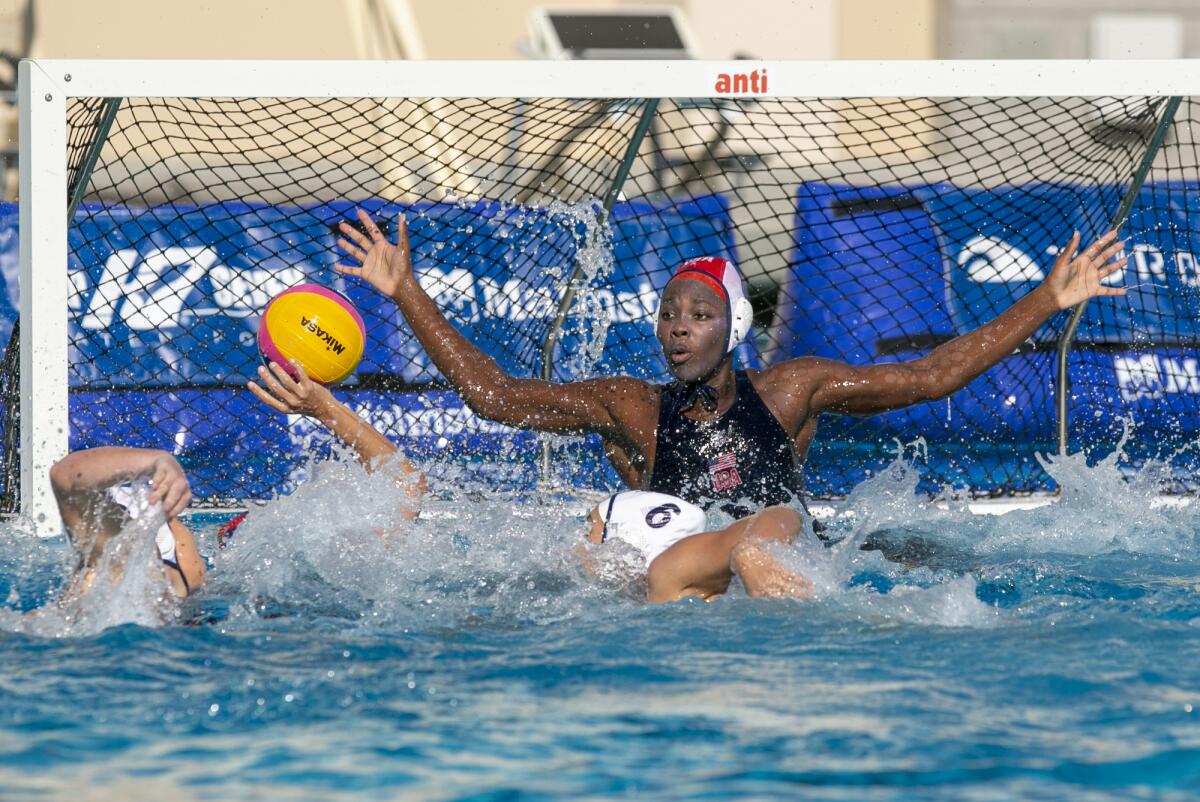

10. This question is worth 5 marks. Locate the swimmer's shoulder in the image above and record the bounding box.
[579,375,661,407]
[752,356,839,386]
[575,375,661,435]
[747,359,836,427]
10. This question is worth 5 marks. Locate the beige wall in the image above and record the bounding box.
[24,0,692,61]
[410,0,841,60]
[29,0,411,59]
[0,0,24,53]
[838,0,937,59]
[410,0,642,59]
[15,0,950,62]
[686,0,837,59]
[410,0,915,61]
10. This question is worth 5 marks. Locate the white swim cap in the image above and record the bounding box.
[599,490,707,565]
[107,482,177,565]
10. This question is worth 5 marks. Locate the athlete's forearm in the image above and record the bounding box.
[916,283,1059,397]
[312,397,398,469]
[49,447,162,496]
[389,273,518,415]
[312,396,424,519]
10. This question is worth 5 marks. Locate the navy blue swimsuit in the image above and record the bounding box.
[647,371,803,518]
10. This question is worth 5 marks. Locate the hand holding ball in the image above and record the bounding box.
[257,284,365,385]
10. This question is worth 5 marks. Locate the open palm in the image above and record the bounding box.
[334,209,413,298]
[1043,229,1128,310]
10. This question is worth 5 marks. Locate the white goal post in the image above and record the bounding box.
[17,58,1197,530]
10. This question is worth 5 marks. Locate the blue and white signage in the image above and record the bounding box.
[0,196,737,498]
[922,184,1200,343]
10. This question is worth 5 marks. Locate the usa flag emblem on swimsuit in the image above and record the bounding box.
[708,451,743,493]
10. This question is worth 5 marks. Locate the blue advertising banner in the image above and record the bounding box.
[0,196,737,498]
[773,181,1200,457]
[769,183,955,366]
[5,195,734,389]
[922,183,1200,343]
[7,180,1197,499]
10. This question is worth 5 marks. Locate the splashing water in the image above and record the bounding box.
[544,198,615,382]
[209,448,598,631]
[0,484,181,637]
[9,430,1192,638]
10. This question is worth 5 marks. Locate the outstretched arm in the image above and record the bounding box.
[798,229,1128,416]
[251,360,399,468]
[249,360,425,518]
[332,210,647,437]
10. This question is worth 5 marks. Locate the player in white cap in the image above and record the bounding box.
[578,489,814,600]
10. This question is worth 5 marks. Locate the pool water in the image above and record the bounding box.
[2,444,1200,801]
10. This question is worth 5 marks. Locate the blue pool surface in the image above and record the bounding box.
[1,445,1199,801]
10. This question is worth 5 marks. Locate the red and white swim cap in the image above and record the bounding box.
[664,257,754,353]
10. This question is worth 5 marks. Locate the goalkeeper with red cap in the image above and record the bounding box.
[335,210,1127,604]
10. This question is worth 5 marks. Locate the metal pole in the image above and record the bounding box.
[1054,95,1181,456]
[67,97,121,221]
[537,97,659,480]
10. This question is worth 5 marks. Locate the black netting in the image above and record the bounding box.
[67,97,647,502]
[66,97,118,205]
[43,93,1198,503]
[617,97,1189,496]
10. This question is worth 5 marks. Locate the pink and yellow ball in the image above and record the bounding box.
[257,284,365,385]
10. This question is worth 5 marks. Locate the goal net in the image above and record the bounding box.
[11,62,1200,518]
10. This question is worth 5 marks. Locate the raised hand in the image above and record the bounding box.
[249,359,337,419]
[333,209,413,299]
[147,452,192,519]
[1042,229,1129,310]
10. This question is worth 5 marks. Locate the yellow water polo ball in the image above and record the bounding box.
[257,284,366,385]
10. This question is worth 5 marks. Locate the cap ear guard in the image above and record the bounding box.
[728,295,754,353]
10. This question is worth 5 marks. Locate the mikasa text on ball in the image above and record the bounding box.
[257,284,365,385]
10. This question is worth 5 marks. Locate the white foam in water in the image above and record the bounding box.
[747,426,1199,627]
[927,423,1200,561]
[211,447,601,628]
[206,436,1006,630]
[0,486,181,637]
[214,451,423,613]
[4,426,1198,636]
